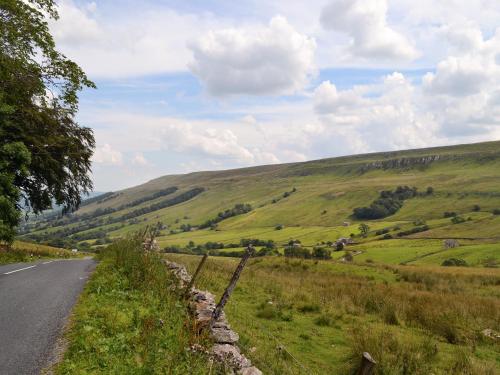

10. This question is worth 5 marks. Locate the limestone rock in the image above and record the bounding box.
[212,344,251,370]
[212,327,239,344]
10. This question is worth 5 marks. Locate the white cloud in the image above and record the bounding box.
[320,0,418,61]
[49,1,221,77]
[423,28,500,97]
[92,144,123,165]
[132,153,149,166]
[189,16,316,96]
[313,81,365,113]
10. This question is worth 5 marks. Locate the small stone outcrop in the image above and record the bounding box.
[163,260,262,375]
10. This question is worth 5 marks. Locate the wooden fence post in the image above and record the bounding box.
[357,352,376,375]
[210,245,254,327]
[184,253,209,298]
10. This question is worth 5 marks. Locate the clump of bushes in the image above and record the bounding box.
[275,224,284,230]
[312,246,332,260]
[443,211,457,218]
[441,258,468,267]
[493,209,500,215]
[375,228,390,235]
[353,186,418,219]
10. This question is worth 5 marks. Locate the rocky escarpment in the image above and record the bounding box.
[163,260,262,375]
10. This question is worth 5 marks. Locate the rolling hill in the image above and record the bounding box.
[21,140,500,266]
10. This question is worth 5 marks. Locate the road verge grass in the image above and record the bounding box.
[0,241,79,264]
[55,237,222,374]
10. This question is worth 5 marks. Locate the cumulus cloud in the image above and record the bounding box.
[49,1,220,77]
[320,0,418,61]
[92,144,123,165]
[189,16,316,96]
[132,153,149,166]
[423,28,500,97]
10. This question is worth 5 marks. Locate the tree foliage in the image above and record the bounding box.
[0,0,95,242]
[353,186,418,220]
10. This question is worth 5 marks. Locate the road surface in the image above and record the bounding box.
[0,258,96,375]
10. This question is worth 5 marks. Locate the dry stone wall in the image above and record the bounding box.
[163,260,262,375]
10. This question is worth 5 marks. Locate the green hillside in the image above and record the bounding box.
[21,140,500,267]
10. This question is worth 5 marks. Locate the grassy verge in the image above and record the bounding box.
[55,238,222,374]
[166,254,500,374]
[0,241,79,265]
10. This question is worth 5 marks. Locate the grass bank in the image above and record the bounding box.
[166,254,500,374]
[55,238,222,374]
[0,241,78,265]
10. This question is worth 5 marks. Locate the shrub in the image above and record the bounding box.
[441,258,468,267]
[275,224,284,230]
[493,209,500,215]
[375,228,390,235]
[383,233,393,240]
[473,205,481,212]
[451,216,466,224]
[444,211,457,218]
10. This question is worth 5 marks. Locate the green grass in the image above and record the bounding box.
[165,254,500,374]
[55,238,223,375]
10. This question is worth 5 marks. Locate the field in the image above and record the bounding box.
[165,253,500,374]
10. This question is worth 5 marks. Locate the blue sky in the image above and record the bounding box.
[50,0,500,191]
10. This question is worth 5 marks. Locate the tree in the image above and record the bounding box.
[0,0,95,243]
[359,223,370,237]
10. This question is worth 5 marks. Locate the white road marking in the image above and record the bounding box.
[3,265,37,275]
[42,261,53,265]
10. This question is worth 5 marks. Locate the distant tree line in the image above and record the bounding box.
[199,203,252,229]
[271,187,297,204]
[79,192,115,207]
[24,188,204,244]
[48,187,179,226]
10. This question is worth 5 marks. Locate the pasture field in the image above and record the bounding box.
[165,253,500,374]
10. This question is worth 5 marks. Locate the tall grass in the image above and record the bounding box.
[166,254,500,374]
[56,237,223,374]
[0,241,77,264]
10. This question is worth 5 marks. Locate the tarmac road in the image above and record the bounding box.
[0,258,96,375]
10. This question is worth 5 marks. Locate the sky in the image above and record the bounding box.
[49,0,500,191]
